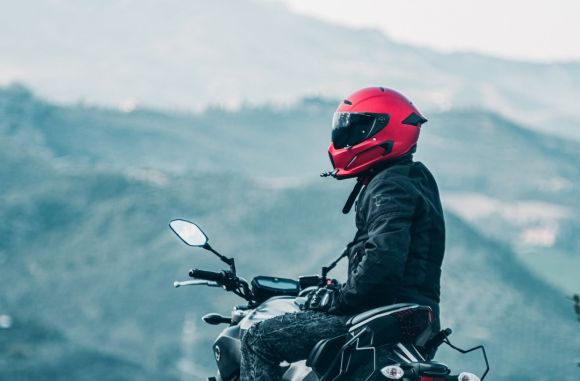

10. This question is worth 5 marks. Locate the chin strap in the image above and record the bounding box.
[320,169,338,178]
[342,177,368,214]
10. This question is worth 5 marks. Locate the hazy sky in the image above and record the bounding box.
[273,0,580,62]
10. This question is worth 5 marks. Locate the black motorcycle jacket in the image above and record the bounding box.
[330,156,445,330]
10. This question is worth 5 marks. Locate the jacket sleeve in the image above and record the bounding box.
[329,178,416,314]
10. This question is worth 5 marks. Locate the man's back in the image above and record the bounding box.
[332,157,445,330]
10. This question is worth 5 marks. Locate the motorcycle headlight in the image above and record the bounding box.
[458,372,480,381]
[380,365,404,379]
[213,345,221,362]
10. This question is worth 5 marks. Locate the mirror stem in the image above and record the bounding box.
[204,243,236,274]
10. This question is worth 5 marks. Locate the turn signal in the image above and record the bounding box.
[458,372,480,381]
[380,365,404,379]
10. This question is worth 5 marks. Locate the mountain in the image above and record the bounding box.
[1,86,579,380]
[1,0,580,139]
[437,213,579,380]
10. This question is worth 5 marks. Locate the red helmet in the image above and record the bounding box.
[328,87,427,179]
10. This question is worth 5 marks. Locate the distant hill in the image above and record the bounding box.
[1,0,580,139]
[1,86,579,380]
[2,85,578,293]
[0,316,174,381]
[2,84,579,197]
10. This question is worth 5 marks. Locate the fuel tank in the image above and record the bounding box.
[239,296,302,330]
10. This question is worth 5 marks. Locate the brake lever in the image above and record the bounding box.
[173,280,221,288]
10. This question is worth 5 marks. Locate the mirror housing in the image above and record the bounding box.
[169,219,209,247]
[169,218,237,275]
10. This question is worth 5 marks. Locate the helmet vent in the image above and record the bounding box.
[402,112,428,126]
[343,99,352,105]
[379,86,385,92]
[379,141,394,156]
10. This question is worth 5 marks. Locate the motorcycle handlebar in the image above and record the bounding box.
[189,268,225,283]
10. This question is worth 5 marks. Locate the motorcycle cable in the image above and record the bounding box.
[321,245,350,286]
[321,233,363,286]
[220,271,254,303]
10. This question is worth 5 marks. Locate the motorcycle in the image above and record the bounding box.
[169,219,489,381]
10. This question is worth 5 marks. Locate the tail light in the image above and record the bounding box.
[380,365,404,379]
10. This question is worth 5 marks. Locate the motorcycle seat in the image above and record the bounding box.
[309,304,434,380]
[346,303,418,328]
[347,303,433,348]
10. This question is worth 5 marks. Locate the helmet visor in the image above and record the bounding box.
[331,112,389,149]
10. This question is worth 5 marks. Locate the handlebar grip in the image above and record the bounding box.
[189,269,225,283]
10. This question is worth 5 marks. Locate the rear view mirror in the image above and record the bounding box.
[169,219,209,247]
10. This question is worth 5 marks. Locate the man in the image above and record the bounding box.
[240,87,445,380]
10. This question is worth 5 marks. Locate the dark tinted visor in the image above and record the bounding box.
[331,112,389,149]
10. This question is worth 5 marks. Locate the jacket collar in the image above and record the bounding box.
[364,153,414,179]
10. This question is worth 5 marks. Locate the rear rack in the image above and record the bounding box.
[443,337,490,381]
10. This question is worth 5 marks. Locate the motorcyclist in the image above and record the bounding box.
[240,87,445,381]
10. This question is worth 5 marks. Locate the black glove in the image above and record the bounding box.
[324,278,342,290]
[304,287,336,312]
